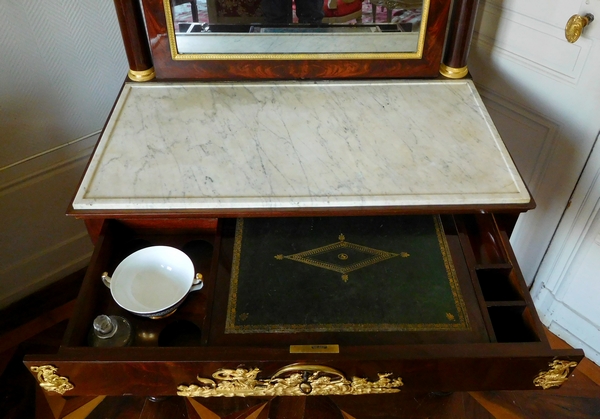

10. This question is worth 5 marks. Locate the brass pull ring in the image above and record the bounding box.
[565,13,594,43]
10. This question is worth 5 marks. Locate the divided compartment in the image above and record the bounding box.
[62,219,218,349]
[480,265,541,342]
[487,305,540,343]
[476,267,524,302]
[456,213,543,344]
[474,252,540,343]
[462,213,507,265]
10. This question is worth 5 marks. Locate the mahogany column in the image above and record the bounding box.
[439,0,480,79]
[113,0,155,82]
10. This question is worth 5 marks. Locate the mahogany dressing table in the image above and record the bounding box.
[25,0,584,417]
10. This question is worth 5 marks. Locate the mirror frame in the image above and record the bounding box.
[137,0,451,80]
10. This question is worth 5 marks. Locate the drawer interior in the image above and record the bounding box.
[62,219,219,348]
[61,214,546,352]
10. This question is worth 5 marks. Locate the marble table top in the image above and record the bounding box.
[72,80,531,212]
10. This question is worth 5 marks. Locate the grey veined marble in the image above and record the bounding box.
[73,80,530,210]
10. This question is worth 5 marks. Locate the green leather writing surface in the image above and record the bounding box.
[225,216,469,333]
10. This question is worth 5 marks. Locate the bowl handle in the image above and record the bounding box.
[190,273,204,292]
[101,272,112,288]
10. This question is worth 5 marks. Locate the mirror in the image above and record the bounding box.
[165,0,428,57]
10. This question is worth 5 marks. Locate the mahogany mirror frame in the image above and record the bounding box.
[114,0,478,80]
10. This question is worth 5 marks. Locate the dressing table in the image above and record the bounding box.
[25,0,584,417]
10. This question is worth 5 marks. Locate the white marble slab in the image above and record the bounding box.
[72,80,531,211]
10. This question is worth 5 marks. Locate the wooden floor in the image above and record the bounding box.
[1,278,600,418]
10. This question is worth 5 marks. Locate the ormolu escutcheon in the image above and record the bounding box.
[565,13,594,43]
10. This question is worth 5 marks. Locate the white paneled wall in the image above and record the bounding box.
[0,0,129,307]
[470,0,600,364]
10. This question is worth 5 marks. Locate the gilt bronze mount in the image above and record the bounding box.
[30,365,74,394]
[533,360,578,389]
[177,365,403,397]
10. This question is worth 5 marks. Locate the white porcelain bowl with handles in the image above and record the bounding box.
[101,246,203,318]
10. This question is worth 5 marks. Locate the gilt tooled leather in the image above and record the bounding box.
[226,215,470,333]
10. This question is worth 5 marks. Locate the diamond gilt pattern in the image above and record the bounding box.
[276,234,406,282]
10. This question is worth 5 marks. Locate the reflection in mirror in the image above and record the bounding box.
[167,0,426,56]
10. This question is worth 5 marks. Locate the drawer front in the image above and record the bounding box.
[25,349,582,396]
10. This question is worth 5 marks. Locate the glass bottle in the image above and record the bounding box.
[88,314,132,347]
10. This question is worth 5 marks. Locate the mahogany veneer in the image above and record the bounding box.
[146,0,449,80]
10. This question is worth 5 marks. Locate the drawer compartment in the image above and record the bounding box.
[25,215,583,397]
[487,305,539,343]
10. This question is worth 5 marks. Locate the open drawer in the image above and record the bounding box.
[25,213,583,397]
[25,214,583,397]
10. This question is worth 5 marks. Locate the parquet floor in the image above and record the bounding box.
[1,297,599,418]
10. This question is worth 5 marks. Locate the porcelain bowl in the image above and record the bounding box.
[101,246,203,318]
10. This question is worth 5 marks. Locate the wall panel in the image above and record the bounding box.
[0,0,128,307]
